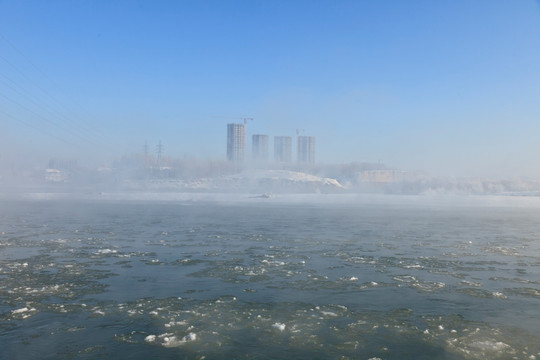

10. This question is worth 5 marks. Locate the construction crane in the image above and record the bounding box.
[296,128,305,136]
[215,116,254,125]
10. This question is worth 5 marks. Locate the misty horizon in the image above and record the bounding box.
[2,3,540,358]
[2,1,540,180]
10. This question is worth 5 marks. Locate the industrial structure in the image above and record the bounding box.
[252,134,269,161]
[227,123,246,162]
[297,136,315,164]
[274,136,292,162]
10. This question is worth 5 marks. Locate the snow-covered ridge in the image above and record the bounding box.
[222,170,344,190]
[123,169,345,193]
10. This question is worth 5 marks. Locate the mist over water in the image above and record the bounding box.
[2,1,540,359]
[1,196,540,359]
[2,1,540,183]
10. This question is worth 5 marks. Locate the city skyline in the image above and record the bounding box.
[230,124,316,164]
[1,1,540,178]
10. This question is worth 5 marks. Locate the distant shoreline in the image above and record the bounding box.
[2,191,540,209]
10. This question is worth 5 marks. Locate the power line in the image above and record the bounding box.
[156,140,163,164]
[0,74,94,142]
[0,32,109,141]
[0,91,90,144]
[0,109,78,147]
[0,53,97,143]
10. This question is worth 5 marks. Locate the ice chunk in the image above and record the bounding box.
[272,323,286,331]
[12,307,29,314]
[161,332,197,347]
[96,249,117,254]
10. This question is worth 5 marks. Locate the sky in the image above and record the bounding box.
[1,0,540,178]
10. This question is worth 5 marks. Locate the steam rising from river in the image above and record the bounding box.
[2,197,540,359]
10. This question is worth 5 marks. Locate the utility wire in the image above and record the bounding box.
[0,53,97,143]
[0,32,107,137]
[0,109,78,147]
[0,75,94,143]
[0,91,90,144]
[0,34,108,141]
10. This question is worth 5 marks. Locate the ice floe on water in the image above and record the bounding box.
[153,332,198,348]
[94,248,117,255]
[2,200,540,359]
[44,295,531,359]
[272,322,286,331]
[9,305,37,319]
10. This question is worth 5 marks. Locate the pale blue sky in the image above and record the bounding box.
[1,0,540,177]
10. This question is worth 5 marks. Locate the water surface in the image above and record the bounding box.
[1,196,540,359]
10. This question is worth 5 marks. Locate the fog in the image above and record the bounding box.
[5,5,540,359]
[2,1,540,195]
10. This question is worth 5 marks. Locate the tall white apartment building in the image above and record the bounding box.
[297,136,315,164]
[252,134,269,161]
[227,123,246,162]
[274,136,292,162]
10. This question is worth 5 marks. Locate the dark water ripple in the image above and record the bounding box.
[1,199,540,359]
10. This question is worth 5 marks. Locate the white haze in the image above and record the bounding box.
[1,1,540,197]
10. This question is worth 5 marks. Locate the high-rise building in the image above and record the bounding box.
[297,136,315,164]
[227,123,246,161]
[252,134,269,161]
[48,158,77,171]
[274,136,292,162]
